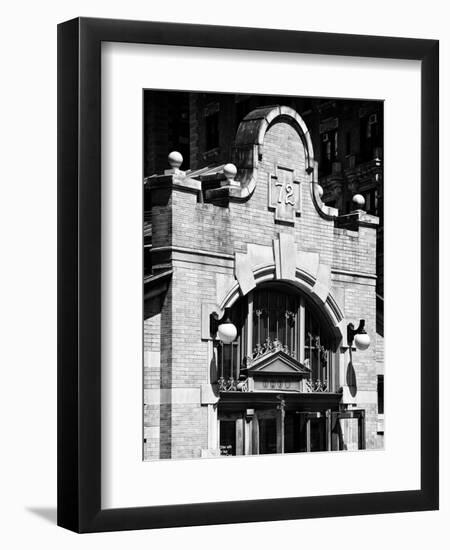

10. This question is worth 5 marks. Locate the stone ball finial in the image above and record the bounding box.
[315,183,324,199]
[352,193,365,209]
[168,151,183,170]
[223,163,237,181]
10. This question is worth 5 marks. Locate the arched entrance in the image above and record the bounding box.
[215,281,358,456]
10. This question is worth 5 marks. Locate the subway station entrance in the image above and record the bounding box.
[218,393,366,456]
[219,396,365,456]
[216,324,366,456]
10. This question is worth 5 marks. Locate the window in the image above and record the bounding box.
[362,188,378,215]
[320,129,338,175]
[252,288,299,358]
[345,131,352,155]
[377,375,384,415]
[235,97,252,131]
[360,112,382,162]
[205,111,219,150]
[345,199,352,214]
[304,307,332,390]
[215,283,334,391]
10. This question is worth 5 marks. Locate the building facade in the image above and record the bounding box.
[143,102,382,460]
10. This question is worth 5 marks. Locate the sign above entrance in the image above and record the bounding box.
[243,342,311,392]
[253,377,302,392]
[268,165,302,224]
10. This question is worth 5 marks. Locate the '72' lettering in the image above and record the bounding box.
[276,180,295,206]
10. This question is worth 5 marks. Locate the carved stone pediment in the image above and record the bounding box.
[246,349,310,378]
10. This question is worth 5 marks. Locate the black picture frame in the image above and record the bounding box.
[57,17,439,533]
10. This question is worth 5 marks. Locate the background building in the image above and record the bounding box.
[143,94,384,459]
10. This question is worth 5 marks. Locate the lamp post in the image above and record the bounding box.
[210,309,238,392]
[210,310,237,344]
[347,319,371,351]
[217,317,237,344]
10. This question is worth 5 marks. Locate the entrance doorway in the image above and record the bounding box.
[258,418,277,454]
[308,416,328,451]
[290,412,330,452]
[218,408,366,455]
[258,410,331,454]
[284,412,306,452]
[219,419,236,456]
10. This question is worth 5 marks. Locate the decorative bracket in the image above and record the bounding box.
[210,307,231,338]
[347,319,366,346]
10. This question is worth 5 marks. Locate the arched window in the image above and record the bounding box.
[215,283,335,392]
[252,287,299,357]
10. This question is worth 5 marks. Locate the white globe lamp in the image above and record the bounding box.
[354,331,371,351]
[217,320,237,344]
[347,320,371,351]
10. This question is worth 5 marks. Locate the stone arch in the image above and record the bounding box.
[218,263,345,345]
[231,105,338,219]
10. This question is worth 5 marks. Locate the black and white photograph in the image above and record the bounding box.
[143,91,384,460]
[0,0,443,542]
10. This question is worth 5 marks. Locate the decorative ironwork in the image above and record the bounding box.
[276,395,286,411]
[218,375,329,393]
[285,310,296,326]
[217,336,332,394]
[305,379,328,393]
[217,376,248,392]
[217,376,236,392]
[307,332,329,368]
[254,308,268,321]
[238,379,249,392]
[246,337,296,368]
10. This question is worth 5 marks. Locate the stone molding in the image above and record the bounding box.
[310,164,340,220]
[230,106,341,224]
[151,245,234,261]
[144,108,375,232]
[231,105,315,203]
[235,252,256,295]
[335,209,379,229]
[332,267,377,280]
[200,384,219,405]
[151,246,235,271]
[230,105,339,226]
[313,263,332,303]
[144,172,202,204]
[212,236,346,342]
[341,387,378,405]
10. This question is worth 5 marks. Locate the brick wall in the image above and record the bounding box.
[144,110,380,458]
[143,302,161,460]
